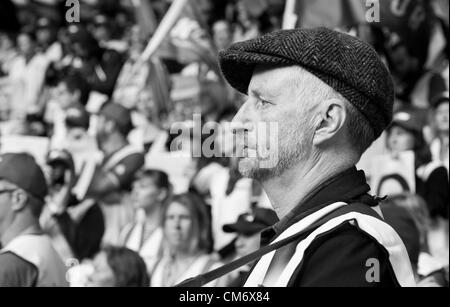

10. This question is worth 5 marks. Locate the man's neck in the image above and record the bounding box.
[1,216,40,248]
[100,134,128,157]
[261,152,357,219]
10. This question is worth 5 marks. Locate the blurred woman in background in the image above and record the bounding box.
[87,246,149,287]
[150,193,224,287]
[120,169,171,273]
[386,109,449,269]
[386,109,449,220]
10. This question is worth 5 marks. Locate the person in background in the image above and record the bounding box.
[0,31,18,77]
[212,20,233,51]
[40,149,105,263]
[48,72,91,148]
[150,193,223,287]
[87,103,145,245]
[7,30,49,122]
[67,26,124,98]
[233,0,262,42]
[54,105,101,183]
[35,17,63,65]
[386,109,449,220]
[127,87,170,154]
[0,31,17,122]
[55,72,91,110]
[222,208,278,287]
[112,25,151,111]
[0,153,67,287]
[63,106,94,154]
[90,14,128,54]
[429,92,449,172]
[120,169,171,273]
[382,194,449,287]
[85,246,149,287]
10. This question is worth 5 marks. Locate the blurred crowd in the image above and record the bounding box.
[0,0,448,287]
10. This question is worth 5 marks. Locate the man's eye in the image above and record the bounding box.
[256,99,271,109]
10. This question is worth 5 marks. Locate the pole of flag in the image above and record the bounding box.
[123,0,189,87]
[140,0,189,62]
[282,0,298,29]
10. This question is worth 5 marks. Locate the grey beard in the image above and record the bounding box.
[238,140,309,182]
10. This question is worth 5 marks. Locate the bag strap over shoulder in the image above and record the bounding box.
[176,202,380,287]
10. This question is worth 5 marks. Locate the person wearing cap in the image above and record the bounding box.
[90,15,127,54]
[91,15,112,46]
[40,149,104,263]
[0,153,68,287]
[386,109,449,220]
[219,27,415,287]
[429,92,449,173]
[86,102,144,245]
[222,208,278,287]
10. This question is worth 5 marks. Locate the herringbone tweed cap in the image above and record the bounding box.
[218,27,394,139]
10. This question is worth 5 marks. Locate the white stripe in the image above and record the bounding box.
[276,213,415,287]
[244,202,348,287]
[245,203,416,287]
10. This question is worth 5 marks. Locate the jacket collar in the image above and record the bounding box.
[261,167,376,244]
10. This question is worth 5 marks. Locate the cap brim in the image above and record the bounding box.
[219,49,295,95]
[223,221,266,236]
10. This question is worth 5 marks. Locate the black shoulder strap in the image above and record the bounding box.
[176,202,381,287]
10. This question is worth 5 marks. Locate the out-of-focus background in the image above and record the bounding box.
[0,0,448,287]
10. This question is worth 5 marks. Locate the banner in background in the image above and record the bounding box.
[283,0,366,29]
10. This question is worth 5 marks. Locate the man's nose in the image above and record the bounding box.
[231,101,254,133]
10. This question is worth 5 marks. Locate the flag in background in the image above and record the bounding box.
[283,0,366,29]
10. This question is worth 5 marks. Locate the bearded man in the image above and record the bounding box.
[218,27,416,287]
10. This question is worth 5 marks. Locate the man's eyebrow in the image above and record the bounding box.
[249,88,280,99]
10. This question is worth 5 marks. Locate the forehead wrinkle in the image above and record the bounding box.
[249,65,297,99]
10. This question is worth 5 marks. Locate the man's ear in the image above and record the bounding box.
[10,190,28,213]
[313,98,347,146]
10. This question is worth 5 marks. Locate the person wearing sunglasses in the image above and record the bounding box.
[0,153,68,287]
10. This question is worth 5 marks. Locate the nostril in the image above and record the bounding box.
[230,122,246,133]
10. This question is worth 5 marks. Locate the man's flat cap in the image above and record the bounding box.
[219,27,395,138]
